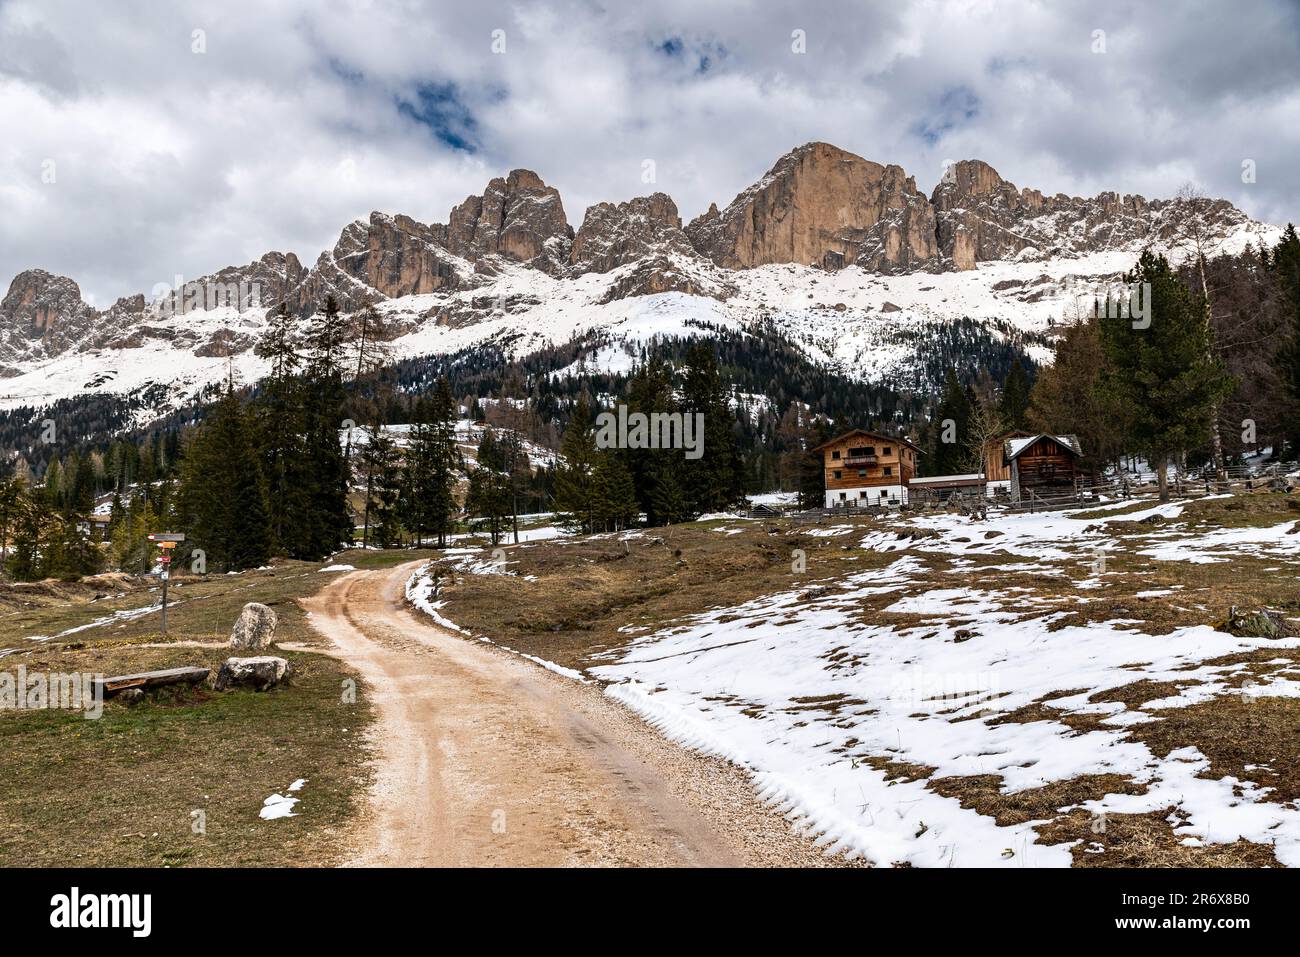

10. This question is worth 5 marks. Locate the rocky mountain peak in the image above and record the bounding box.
[0,269,100,372]
[570,192,693,275]
[686,142,939,273]
[447,168,573,274]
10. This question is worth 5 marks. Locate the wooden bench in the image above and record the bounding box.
[92,667,210,698]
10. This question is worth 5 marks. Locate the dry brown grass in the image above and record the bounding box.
[1131,692,1300,804]
[430,520,902,671]
[418,496,1300,868]
[1036,808,1280,867]
[929,772,1146,827]
[0,640,372,866]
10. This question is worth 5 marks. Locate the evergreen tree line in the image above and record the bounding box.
[917,233,1300,501]
[549,344,746,534]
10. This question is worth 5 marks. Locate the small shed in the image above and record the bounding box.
[1006,434,1084,502]
[908,473,986,504]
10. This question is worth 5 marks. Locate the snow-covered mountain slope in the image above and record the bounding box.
[1,215,1280,422]
[1,140,1285,421]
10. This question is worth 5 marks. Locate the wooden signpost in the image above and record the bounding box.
[147,533,185,633]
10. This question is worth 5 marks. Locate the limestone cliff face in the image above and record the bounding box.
[570,192,697,274]
[928,158,1252,270]
[0,269,100,370]
[685,142,939,272]
[282,214,451,316]
[2,144,1273,372]
[448,169,573,274]
[362,212,461,298]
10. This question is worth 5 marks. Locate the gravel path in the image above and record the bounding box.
[302,560,848,867]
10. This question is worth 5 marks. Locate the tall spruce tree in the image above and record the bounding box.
[401,392,462,547]
[928,367,974,475]
[680,343,743,514]
[465,428,511,545]
[998,360,1031,430]
[592,450,638,532]
[359,428,402,547]
[254,304,311,555]
[1099,251,1234,501]
[1027,316,1129,481]
[626,356,686,526]
[175,390,272,572]
[554,395,599,532]
[1271,224,1300,457]
[298,297,355,556]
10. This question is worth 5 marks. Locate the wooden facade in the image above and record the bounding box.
[812,429,921,506]
[983,430,1033,485]
[1007,434,1084,501]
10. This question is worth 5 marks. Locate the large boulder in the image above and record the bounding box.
[230,602,278,651]
[215,656,292,691]
[1221,606,1297,640]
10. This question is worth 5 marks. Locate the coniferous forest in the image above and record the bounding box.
[3,228,1299,580]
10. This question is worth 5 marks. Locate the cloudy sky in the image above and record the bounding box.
[3,0,1298,304]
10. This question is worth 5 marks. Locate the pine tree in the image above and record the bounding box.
[592,450,638,532]
[1271,224,1300,457]
[554,395,599,532]
[359,428,402,547]
[6,505,43,581]
[626,356,684,526]
[306,295,350,380]
[175,390,273,572]
[798,418,833,509]
[680,342,743,514]
[928,367,974,475]
[465,428,511,544]
[1099,251,1235,501]
[406,378,463,546]
[1027,316,1129,481]
[254,307,311,555]
[0,477,26,562]
[998,360,1031,431]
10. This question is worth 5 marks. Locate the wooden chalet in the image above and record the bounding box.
[1005,433,1084,502]
[812,429,922,507]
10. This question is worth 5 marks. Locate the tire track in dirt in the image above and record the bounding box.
[302,560,846,867]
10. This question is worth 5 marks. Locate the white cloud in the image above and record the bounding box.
[2,0,1297,303]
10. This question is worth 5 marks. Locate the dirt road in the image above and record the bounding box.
[302,561,841,867]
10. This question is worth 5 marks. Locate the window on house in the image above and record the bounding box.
[882,446,892,456]
[859,491,867,498]
[857,469,866,477]
[884,466,893,476]
[839,492,847,500]
[832,450,840,459]
[833,470,842,479]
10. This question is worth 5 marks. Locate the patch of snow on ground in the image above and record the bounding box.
[592,554,1300,867]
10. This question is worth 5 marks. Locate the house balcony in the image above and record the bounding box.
[843,455,879,466]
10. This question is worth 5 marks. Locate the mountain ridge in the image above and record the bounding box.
[0,141,1282,416]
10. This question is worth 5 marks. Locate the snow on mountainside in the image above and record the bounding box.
[0,141,1284,420]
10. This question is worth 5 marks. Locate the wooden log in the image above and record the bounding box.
[93,667,210,697]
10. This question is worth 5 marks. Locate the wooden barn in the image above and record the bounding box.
[1005,433,1084,502]
[981,429,1033,498]
[812,429,922,507]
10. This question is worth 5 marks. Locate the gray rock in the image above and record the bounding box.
[214,656,292,691]
[230,602,278,651]
[1221,606,1296,640]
